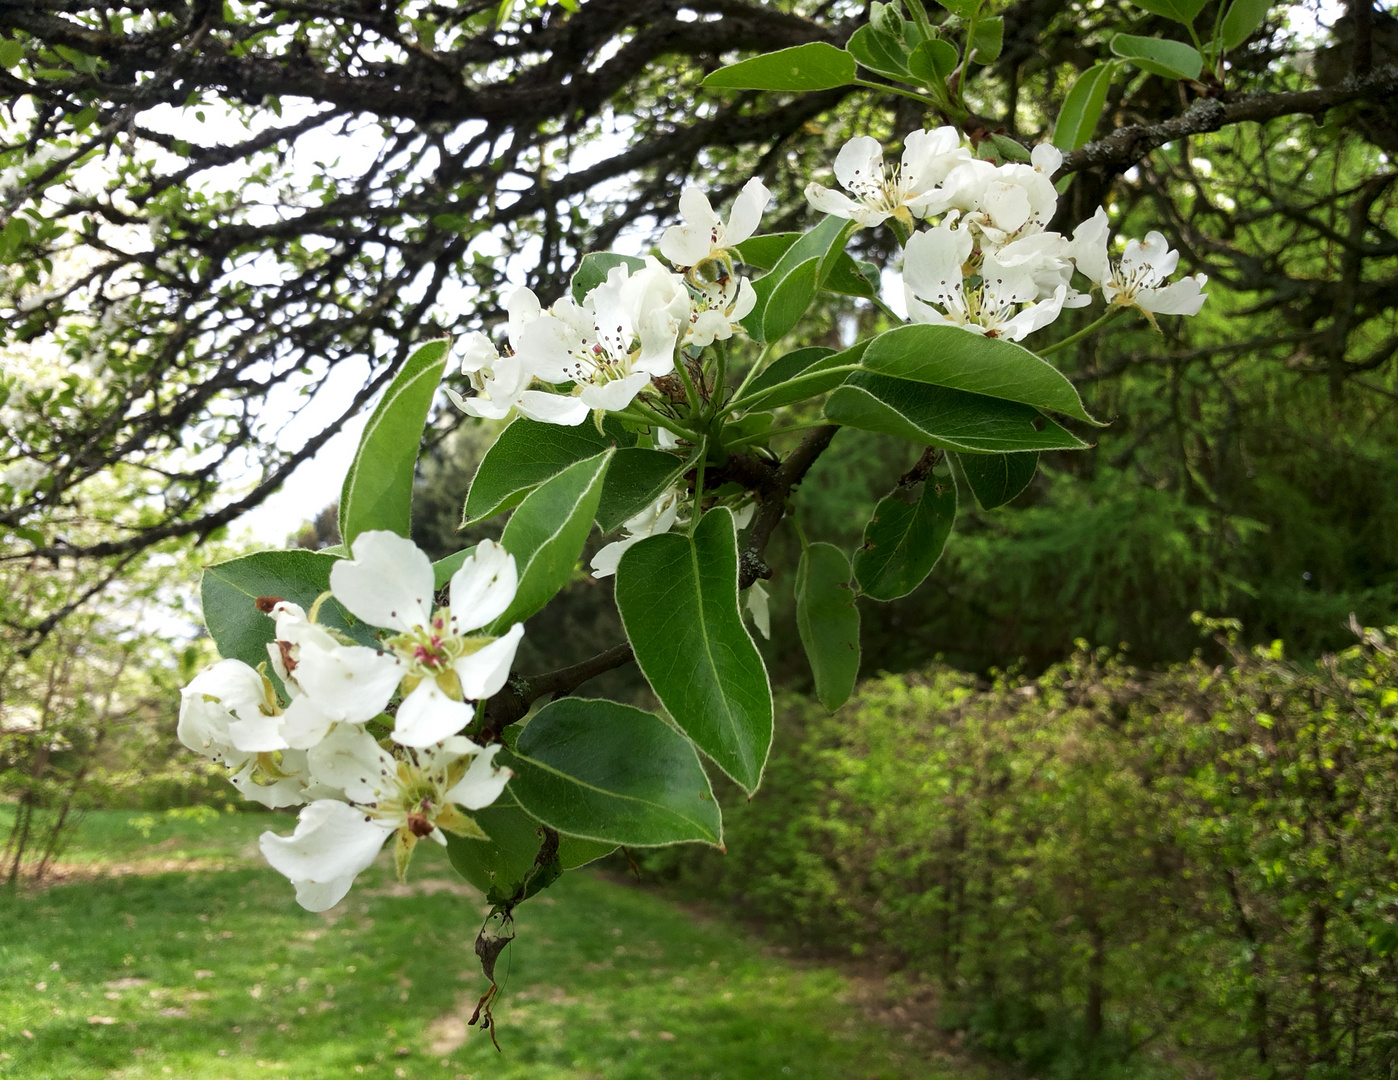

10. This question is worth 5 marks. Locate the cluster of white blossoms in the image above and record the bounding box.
[806,128,1208,341]
[447,178,772,427]
[178,531,520,910]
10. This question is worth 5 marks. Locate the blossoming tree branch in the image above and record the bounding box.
[173,0,1224,1033]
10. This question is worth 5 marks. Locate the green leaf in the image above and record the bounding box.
[0,40,24,70]
[431,546,477,590]
[570,252,646,303]
[969,17,1004,63]
[732,339,869,414]
[1053,63,1116,151]
[502,697,722,846]
[200,550,379,675]
[701,43,857,93]
[1221,0,1271,50]
[989,134,1032,162]
[595,448,685,534]
[861,324,1099,424]
[853,475,957,601]
[733,232,875,299]
[1126,0,1207,24]
[951,450,1039,509]
[493,449,613,628]
[825,372,1089,453]
[446,791,613,898]
[1110,34,1204,80]
[615,507,773,793]
[846,24,913,81]
[741,215,858,343]
[796,543,861,711]
[908,38,960,83]
[742,346,837,399]
[462,417,635,524]
[338,339,450,547]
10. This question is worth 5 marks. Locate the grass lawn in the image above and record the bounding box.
[0,808,969,1080]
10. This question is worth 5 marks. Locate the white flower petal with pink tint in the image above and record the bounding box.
[329,530,436,634]
[306,723,396,803]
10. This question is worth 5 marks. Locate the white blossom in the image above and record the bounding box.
[265,602,403,750]
[328,531,524,748]
[177,660,331,809]
[686,276,757,348]
[1070,209,1209,324]
[903,221,1069,341]
[0,458,48,494]
[512,258,690,422]
[660,178,770,270]
[805,128,972,228]
[261,725,511,911]
[922,143,1063,250]
[591,486,685,578]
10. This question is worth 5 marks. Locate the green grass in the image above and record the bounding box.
[0,809,963,1080]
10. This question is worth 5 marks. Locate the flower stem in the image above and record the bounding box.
[616,401,701,442]
[673,350,703,416]
[689,437,708,536]
[852,78,938,107]
[731,341,776,402]
[1037,306,1128,356]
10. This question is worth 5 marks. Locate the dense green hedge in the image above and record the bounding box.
[647,621,1398,1079]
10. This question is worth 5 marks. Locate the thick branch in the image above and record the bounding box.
[1059,66,1398,178]
[478,642,636,742]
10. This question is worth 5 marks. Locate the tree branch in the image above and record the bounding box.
[1059,66,1398,178]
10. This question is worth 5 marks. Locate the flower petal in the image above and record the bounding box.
[227,711,289,753]
[447,539,518,633]
[660,224,717,268]
[279,694,337,751]
[391,679,475,747]
[833,136,884,194]
[804,183,868,222]
[724,178,771,247]
[329,530,435,633]
[453,622,525,701]
[589,536,637,579]
[292,643,402,724]
[443,743,512,811]
[516,390,588,426]
[579,372,651,412]
[1137,275,1208,316]
[259,800,394,911]
[307,723,396,802]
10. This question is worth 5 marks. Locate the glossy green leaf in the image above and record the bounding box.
[595,447,685,534]
[200,549,378,676]
[908,38,959,83]
[861,324,1099,423]
[1126,0,1207,24]
[502,697,722,847]
[615,507,773,793]
[989,134,1032,162]
[338,339,450,546]
[853,475,957,601]
[431,546,477,590]
[0,41,23,69]
[734,233,876,299]
[463,417,634,524]
[952,451,1039,509]
[492,449,613,628]
[741,216,857,342]
[825,372,1089,453]
[570,251,646,303]
[446,791,614,899]
[846,24,912,81]
[1110,34,1204,80]
[1221,0,1271,49]
[969,17,1004,62]
[742,347,837,399]
[701,42,857,92]
[1053,63,1116,151]
[733,339,868,414]
[796,543,861,711]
